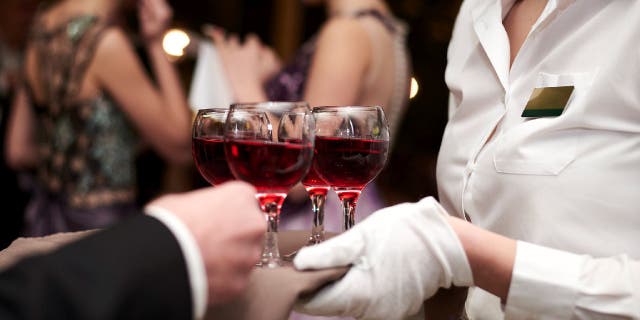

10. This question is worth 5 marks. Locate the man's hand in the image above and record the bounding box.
[147,182,265,305]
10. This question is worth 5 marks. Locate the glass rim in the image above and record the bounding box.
[195,107,229,114]
[230,101,310,111]
[312,105,383,112]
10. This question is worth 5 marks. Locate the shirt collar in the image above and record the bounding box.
[497,0,577,33]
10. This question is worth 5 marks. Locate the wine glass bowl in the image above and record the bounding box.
[312,106,390,230]
[224,102,314,267]
[192,108,234,186]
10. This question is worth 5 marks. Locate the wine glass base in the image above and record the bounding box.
[257,257,282,268]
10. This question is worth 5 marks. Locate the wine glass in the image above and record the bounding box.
[192,108,235,186]
[301,150,330,245]
[224,101,314,267]
[312,106,390,230]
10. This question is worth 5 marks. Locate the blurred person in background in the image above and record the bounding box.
[209,0,411,241]
[5,0,193,237]
[0,0,39,249]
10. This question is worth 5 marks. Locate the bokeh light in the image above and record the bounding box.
[410,77,419,99]
[162,29,191,57]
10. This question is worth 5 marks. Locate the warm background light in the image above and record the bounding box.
[162,29,191,57]
[410,77,419,99]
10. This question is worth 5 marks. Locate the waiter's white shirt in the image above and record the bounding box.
[437,0,640,318]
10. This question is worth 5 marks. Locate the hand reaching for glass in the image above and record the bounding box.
[146,182,266,306]
[293,197,474,320]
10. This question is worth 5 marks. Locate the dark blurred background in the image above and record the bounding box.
[166,0,463,205]
[0,0,464,210]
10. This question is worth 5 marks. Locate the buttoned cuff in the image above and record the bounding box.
[146,206,208,320]
[504,241,587,319]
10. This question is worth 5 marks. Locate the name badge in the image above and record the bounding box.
[521,86,575,117]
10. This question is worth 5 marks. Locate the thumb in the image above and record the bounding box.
[294,229,364,270]
[203,25,226,44]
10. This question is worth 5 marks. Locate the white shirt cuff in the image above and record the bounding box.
[145,205,208,320]
[504,241,587,319]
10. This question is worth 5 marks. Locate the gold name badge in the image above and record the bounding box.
[521,86,575,117]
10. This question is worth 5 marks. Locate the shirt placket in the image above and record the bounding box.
[461,1,512,219]
[460,0,567,219]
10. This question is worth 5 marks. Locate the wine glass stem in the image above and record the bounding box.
[341,197,357,231]
[308,194,326,245]
[262,201,281,267]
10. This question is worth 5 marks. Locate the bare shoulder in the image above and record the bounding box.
[91,26,142,78]
[94,27,135,56]
[316,17,371,49]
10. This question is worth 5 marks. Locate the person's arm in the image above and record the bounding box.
[446,216,515,301]
[210,17,371,107]
[5,86,37,169]
[449,215,640,319]
[90,0,191,164]
[0,182,265,320]
[294,198,640,319]
[301,18,371,107]
[442,216,640,319]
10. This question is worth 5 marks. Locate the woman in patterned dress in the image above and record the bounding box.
[5,0,193,236]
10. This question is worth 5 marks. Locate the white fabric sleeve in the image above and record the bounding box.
[505,241,640,319]
[145,205,208,320]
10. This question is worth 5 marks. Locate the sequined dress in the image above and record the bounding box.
[24,16,138,236]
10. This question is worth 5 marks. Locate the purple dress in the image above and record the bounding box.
[265,9,409,320]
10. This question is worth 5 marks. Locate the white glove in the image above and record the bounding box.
[293,197,473,320]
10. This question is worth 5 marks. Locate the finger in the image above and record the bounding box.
[156,0,171,15]
[194,182,257,206]
[141,0,153,13]
[295,283,350,316]
[137,0,147,16]
[261,47,280,65]
[294,269,368,317]
[244,33,261,47]
[207,27,226,45]
[227,34,240,48]
[201,24,215,36]
[294,229,365,270]
[138,0,152,21]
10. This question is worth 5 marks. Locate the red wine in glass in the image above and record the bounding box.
[192,137,234,185]
[225,139,313,208]
[302,161,330,197]
[314,136,388,188]
[192,108,232,187]
[224,102,314,267]
[312,105,390,230]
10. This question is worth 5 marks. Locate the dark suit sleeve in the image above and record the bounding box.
[0,214,193,320]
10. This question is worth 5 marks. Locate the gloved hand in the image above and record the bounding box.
[293,197,473,320]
